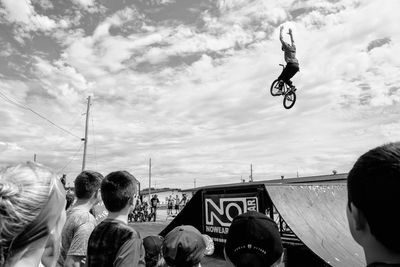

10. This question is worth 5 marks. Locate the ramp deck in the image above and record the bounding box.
[266,184,364,267]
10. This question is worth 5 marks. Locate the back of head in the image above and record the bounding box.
[347,142,400,252]
[162,225,206,267]
[0,162,66,265]
[143,235,164,267]
[101,171,137,212]
[74,170,103,199]
[225,211,283,267]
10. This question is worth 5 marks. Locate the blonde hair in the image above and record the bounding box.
[0,162,59,265]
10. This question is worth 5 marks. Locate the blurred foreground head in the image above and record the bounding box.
[347,142,400,254]
[225,211,283,267]
[143,235,164,267]
[0,162,66,267]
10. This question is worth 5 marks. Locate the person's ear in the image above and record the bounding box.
[349,202,367,231]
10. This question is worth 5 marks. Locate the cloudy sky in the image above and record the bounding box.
[0,0,399,189]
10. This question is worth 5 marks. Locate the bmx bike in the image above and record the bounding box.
[270,64,297,109]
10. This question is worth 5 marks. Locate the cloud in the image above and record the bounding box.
[1,0,400,188]
[0,0,73,45]
[1,0,58,30]
[71,0,95,8]
[33,0,54,10]
[33,57,94,105]
[367,37,391,52]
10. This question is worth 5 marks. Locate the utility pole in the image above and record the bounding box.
[249,164,253,182]
[82,96,91,171]
[194,178,196,188]
[148,158,151,204]
[33,154,37,162]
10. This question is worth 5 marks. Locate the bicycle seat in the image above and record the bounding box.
[279,64,285,67]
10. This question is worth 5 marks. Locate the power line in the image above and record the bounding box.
[0,90,82,140]
[59,143,84,173]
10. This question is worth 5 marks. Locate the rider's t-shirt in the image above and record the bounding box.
[282,41,299,65]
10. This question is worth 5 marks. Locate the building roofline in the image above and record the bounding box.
[182,173,348,191]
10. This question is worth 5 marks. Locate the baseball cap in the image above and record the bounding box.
[225,211,283,267]
[162,225,207,267]
[143,235,164,258]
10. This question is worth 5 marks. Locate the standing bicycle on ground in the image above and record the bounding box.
[278,26,299,92]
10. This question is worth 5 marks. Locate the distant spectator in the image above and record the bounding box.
[174,195,180,214]
[225,211,283,267]
[65,192,74,210]
[149,194,160,222]
[347,142,400,266]
[143,235,165,267]
[179,194,187,208]
[60,174,67,188]
[163,225,210,267]
[86,171,145,267]
[167,196,173,215]
[0,162,66,267]
[57,170,103,267]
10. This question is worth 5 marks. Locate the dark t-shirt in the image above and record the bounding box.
[87,219,145,267]
[151,197,159,208]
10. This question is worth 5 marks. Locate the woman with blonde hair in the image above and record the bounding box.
[0,162,66,267]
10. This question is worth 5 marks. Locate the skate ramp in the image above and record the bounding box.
[266,184,364,267]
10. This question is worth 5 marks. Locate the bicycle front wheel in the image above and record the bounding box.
[270,79,282,96]
[283,91,296,109]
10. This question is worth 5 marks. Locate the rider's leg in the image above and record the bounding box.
[278,66,293,87]
[277,68,288,83]
[285,64,299,88]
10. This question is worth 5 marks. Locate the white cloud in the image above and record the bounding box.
[33,57,93,105]
[33,0,54,10]
[0,0,72,44]
[71,0,95,8]
[2,0,400,188]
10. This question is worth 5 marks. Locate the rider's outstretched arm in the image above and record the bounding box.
[279,26,285,45]
[288,28,295,46]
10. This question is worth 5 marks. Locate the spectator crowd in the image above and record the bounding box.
[1,142,400,267]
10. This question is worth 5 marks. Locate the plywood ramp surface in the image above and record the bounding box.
[266,184,364,267]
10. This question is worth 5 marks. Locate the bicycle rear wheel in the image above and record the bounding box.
[283,91,296,109]
[270,79,283,96]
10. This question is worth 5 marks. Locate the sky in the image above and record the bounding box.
[0,0,399,189]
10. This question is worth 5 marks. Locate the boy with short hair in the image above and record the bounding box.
[347,142,400,266]
[86,170,145,267]
[57,170,103,267]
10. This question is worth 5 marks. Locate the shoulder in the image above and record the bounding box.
[98,220,140,238]
[67,209,96,228]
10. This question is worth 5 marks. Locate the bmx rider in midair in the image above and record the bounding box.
[278,26,299,91]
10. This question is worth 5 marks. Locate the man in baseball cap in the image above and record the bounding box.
[225,211,283,267]
[162,225,214,267]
